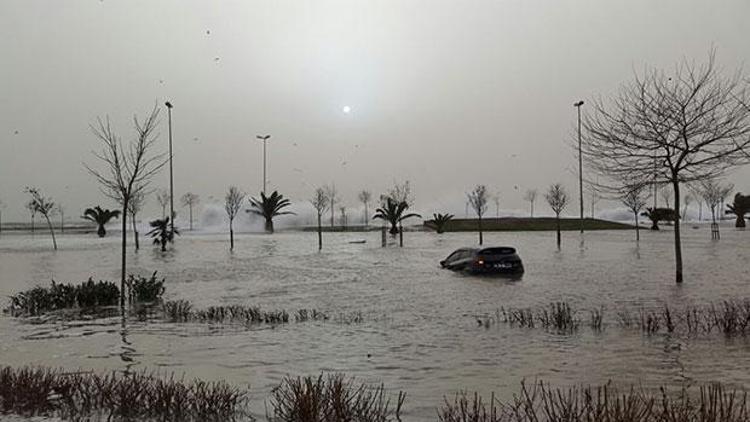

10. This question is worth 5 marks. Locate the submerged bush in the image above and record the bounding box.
[8,279,119,316]
[495,300,750,338]
[438,381,749,422]
[128,271,166,303]
[268,374,405,422]
[8,273,166,317]
[162,301,290,325]
[0,366,248,421]
[162,301,362,327]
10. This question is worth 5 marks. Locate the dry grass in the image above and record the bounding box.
[439,381,749,422]
[495,300,750,338]
[0,366,248,421]
[268,374,405,422]
[163,301,289,325]
[163,300,363,327]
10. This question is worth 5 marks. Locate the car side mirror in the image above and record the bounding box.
[440,260,446,267]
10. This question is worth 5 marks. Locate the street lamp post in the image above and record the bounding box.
[256,135,271,194]
[574,100,585,234]
[165,101,175,235]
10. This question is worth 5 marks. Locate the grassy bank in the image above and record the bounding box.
[425,217,634,232]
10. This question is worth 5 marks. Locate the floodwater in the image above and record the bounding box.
[1,226,749,420]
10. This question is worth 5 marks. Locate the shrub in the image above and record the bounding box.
[268,374,405,422]
[438,381,750,422]
[8,279,119,316]
[0,366,248,421]
[128,271,166,303]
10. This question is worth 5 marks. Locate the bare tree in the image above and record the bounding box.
[621,183,650,242]
[325,184,337,228]
[545,183,568,249]
[56,204,64,233]
[587,182,601,219]
[388,180,414,205]
[493,193,501,217]
[699,178,734,227]
[523,189,538,218]
[339,206,347,230]
[358,190,371,226]
[581,52,750,283]
[156,189,170,219]
[128,189,146,250]
[181,192,200,231]
[26,200,36,233]
[467,185,489,245]
[681,193,692,221]
[86,106,166,309]
[659,184,672,209]
[25,187,57,250]
[0,198,4,235]
[224,186,245,251]
[310,187,329,250]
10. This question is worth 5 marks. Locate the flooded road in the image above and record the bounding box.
[1,226,749,420]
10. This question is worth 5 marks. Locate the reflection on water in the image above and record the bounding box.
[1,227,749,420]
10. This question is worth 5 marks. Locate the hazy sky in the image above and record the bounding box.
[1,0,749,222]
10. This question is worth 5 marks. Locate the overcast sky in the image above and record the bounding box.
[1,0,749,222]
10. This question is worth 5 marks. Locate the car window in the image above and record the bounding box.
[446,251,462,262]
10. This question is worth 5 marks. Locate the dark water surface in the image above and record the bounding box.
[1,227,749,420]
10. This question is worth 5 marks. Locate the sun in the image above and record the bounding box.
[342,105,351,114]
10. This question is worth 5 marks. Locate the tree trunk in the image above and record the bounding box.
[556,214,561,249]
[189,205,193,231]
[317,214,322,250]
[389,221,398,235]
[120,201,128,311]
[131,214,139,250]
[230,220,234,251]
[265,218,274,234]
[478,215,483,245]
[634,211,640,242]
[672,180,683,284]
[330,204,335,228]
[97,224,106,237]
[44,215,57,250]
[364,203,368,226]
[399,224,403,247]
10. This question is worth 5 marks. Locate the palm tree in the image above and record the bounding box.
[726,193,750,228]
[147,217,179,251]
[248,191,295,234]
[430,213,454,234]
[82,206,121,237]
[373,198,421,235]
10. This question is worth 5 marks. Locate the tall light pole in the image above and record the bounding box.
[165,101,175,235]
[256,135,271,194]
[574,100,585,233]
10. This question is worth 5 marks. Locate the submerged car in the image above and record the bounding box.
[440,247,524,275]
